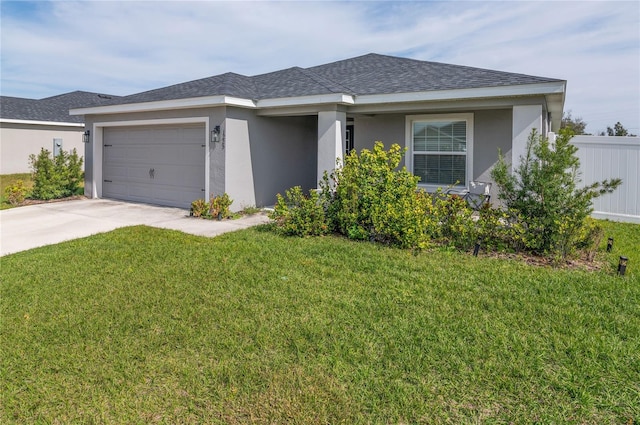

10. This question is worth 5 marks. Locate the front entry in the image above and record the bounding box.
[346,124,354,154]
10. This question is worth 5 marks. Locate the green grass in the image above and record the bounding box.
[1,221,639,423]
[0,173,33,209]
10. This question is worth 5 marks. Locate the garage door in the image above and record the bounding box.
[103,124,205,208]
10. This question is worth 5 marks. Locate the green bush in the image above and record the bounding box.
[475,206,526,253]
[430,192,476,249]
[491,128,620,259]
[269,186,328,237]
[209,193,233,219]
[320,142,430,249]
[4,180,29,205]
[28,148,84,200]
[190,199,209,218]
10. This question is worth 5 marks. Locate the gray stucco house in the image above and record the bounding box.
[0,91,118,174]
[71,53,566,210]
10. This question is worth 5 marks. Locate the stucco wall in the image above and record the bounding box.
[473,109,512,178]
[352,109,513,201]
[353,114,405,151]
[226,108,317,207]
[0,123,84,174]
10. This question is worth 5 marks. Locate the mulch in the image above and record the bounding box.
[479,250,604,272]
[15,195,87,207]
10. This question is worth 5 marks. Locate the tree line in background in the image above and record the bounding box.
[561,111,637,136]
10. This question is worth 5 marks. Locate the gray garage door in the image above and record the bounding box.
[103,124,205,208]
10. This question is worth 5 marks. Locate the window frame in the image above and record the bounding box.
[405,113,474,191]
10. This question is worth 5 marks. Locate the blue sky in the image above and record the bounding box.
[1,0,638,135]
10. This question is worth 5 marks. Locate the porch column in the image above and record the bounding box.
[512,105,542,171]
[317,110,346,185]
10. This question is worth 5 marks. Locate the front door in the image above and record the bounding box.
[346,124,354,155]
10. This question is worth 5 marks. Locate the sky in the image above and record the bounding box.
[1,0,638,135]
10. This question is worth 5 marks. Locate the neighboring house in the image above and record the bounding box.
[70,53,566,210]
[0,91,119,174]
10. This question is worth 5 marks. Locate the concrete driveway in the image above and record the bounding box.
[0,199,271,256]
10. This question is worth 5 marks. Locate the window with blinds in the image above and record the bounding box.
[411,120,468,186]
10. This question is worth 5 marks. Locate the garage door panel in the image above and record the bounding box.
[154,186,203,207]
[103,181,129,198]
[104,165,128,180]
[103,124,205,208]
[104,145,126,161]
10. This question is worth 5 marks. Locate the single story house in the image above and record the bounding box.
[70,53,566,210]
[0,91,119,174]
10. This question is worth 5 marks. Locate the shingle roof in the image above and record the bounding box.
[1,91,120,123]
[109,72,257,106]
[73,53,565,109]
[307,53,562,95]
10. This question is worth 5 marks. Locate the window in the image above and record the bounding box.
[406,114,473,189]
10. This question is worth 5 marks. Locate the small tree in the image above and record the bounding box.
[561,111,588,135]
[491,128,621,259]
[29,148,84,200]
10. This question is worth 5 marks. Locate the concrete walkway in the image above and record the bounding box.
[0,199,271,256]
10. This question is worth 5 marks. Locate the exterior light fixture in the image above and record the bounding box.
[606,237,613,252]
[211,126,221,143]
[618,256,628,276]
[82,130,90,143]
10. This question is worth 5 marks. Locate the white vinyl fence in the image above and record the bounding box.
[571,135,640,223]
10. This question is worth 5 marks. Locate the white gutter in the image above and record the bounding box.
[0,118,84,127]
[70,95,257,115]
[257,93,355,108]
[354,81,566,105]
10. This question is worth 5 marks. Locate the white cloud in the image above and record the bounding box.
[1,0,638,133]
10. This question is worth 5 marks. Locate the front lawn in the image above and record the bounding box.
[1,221,638,423]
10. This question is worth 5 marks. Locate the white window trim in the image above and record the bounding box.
[405,113,474,192]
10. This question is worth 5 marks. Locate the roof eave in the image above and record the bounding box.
[353,81,567,106]
[68,81,566,116]
[69,95,257,115]
[0,118,84,127]
[257,93,355,108]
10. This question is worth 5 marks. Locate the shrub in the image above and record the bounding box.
[430,193,476,250]
[210,193,233,219]
[190,199,209,218]
[28,148,84,200]
[321,142,430,249]
[4,180,29,205]
[475,206,526,253]
[269,186,328,237]
[491,128,620,259]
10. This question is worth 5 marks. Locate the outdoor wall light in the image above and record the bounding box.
[211,126,221,143]
[82,130,90,143]
[617,256,628,276]
[607,237,613,252]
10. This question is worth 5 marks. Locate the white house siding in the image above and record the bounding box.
[572,135,640,223]
[0,122,84,174]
